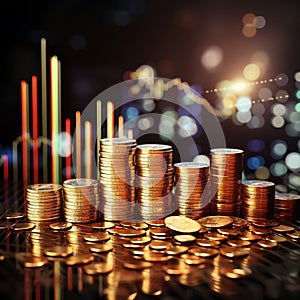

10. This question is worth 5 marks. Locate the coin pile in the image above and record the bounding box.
[135,144,174,220]
[274,192,300,221]
[26,183,63,222]
[174,162,210,219]
[241,180,275,222]
[209,148,244,216]
[63,178,100,223]
[99,138,136,221]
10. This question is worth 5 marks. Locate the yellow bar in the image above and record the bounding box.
[96,100,101,177]
[127,129,133,139]
[107,101,114,138]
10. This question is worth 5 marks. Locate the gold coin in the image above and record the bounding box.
[188,247,219,258]
[272,225,295,233]
[130,237,152,245]
[163,264,190,275]
[149,240,170,251]
[5,212,25,220]
[89,244,113,253]
[143,251,172,262]
[181,253,208,265]
[0,220,15,230]
[217,228,243,236]
[108,228,146,237]
[196,239,220,248]
[257,239,278,249]
[44,246,73,257]
[239,231,261,242]
[220,246,250,258]
[83,233,110,243]
[91,221,115,230]
[220,266,252,279]
[174,235,196,244]
[164,216,200,233]
[13,222,36,231]
[83,261,113,275]
[227,239,251,247]
[197,216,233,228]
[266,234,287,243]
[16,253,48,268]
[286,230,300,239]
[49,222,73,231]
[165,245,188,256]
[64,254,94,266]
[204,232,228,242]
[248,225,272,236]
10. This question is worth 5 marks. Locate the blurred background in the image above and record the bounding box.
[0,0,300,192]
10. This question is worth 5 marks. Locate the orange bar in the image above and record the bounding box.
[21,80,28,185]
[32,75,39,183]
[76,111,81,178]
[66,118,71,180]
[3,155,9,210]
[118,116,124,138]
[111,102,115,138]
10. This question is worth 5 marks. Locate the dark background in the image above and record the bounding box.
[0,0,299,189]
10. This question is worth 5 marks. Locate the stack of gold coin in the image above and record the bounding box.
[241,180,275,222]
[274,192,300,221]
[26,183,63,222]
[174,162,210,219]
[209,148,244,216]
[63,178,100,223]
[99,138,136,221]
[135,144,174,220]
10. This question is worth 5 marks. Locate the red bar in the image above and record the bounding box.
[32,76,39,183]
[3,155,9,210]
[65,118,71,180]
[21,81,28,185]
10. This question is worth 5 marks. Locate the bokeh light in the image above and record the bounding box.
[251,51,269,70]
[193,155,210,165]
[242,23,256,38]
[247,155,265,170]
[178,116,197,137]
[258,87,272,101]
[57,132,72,157]
[270,161,288,177]
[271,116,285,128]
[243,63,260,81]
[237,111,252,123]
[254,16,266,29]
[251,102,265,115]
[126,106,139,120]
[137,117,154,131]
[294,71,300,82]
[247,138,265,152]
[285,152,300,172]
[288,173,300,189]
[275,73,289,86]
[271,140,287,159]
[271,103,286,116]
[255,166,270,179]
[242,13,256,24]
[275,90,289,103]
[201,46,223,70]
[142,99,156,112]
[236,96,252,112]
[247,115,265,129]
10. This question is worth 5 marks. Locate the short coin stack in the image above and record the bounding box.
[174,162,210,219]
[241,180,275,222]
[63,178,100,223]
[26,183,63,222]
[274,192,300,221]
[135,144,174,220]
[99,138,136,221]
[209,148,244,216]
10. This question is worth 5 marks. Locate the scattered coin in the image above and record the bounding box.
[220,246,250,258]
[257,239,278,249]
[13,222,36,231]
[272,225,295,233]
[227,239,251,247]
[165,216,200,233]
[196,239,221,248]
[220,266,252,279]
[286,230,300,239]
[91,221,115,230]
[174,235,196,244]
[181,253,208,265]
[5,212,25,220]
[89,244,113,254]
[49,222,73,231]
[266,234,287,243]
[204,232,228,242]
[83,233,110,243]
[165,245,189,256]
[124,261,153,270]
[44,246,73,257]
[198,216,233,228]
[16,253,48,268]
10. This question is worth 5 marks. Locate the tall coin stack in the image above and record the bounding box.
[63,178,100,223]
[174,162,210,219]
[26,183,63,222]
[135,144,174,220]
[99,138,136,221]
[241,180,275,222]
[209,148,244,216]
[274,192,300,221]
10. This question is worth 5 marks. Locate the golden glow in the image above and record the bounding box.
[243,63,261,81]
[107,101,114,138]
